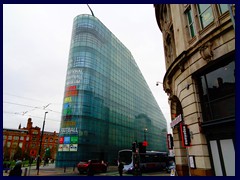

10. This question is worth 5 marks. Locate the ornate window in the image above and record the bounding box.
[197,4,214,29]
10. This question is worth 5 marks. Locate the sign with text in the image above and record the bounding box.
[180,123,191,147]
[167,134,174,150]
[60,127,78,134]
[170,114,182,128]
[62,121,76,127]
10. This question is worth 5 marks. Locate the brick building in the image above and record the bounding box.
[3,118,59,161]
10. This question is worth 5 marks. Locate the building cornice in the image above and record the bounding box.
[163,20,234,96]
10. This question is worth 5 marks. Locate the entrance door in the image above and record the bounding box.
[210,139,235,176]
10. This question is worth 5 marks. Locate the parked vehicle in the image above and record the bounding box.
[77,160,107,174]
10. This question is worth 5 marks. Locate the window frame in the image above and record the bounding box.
[197,4,214,29]
[185,7,196,38]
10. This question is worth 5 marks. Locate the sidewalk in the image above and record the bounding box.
[3,163,118,176]
[3,163,78,176]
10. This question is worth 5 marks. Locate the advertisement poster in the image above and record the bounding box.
[71,136,78,144]
[63,144,70,151]
[64,136,70,144]
[70,144,78,151]
[58,144,63,151]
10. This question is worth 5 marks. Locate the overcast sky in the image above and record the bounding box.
[3,4,172,133]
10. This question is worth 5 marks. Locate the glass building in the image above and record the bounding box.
[56,14,167,167]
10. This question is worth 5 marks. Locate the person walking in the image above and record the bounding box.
[87,160,94,176]
[9,160,22,176]
[118,161,124,176]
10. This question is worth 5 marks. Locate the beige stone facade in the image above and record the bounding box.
[154,4,235,176]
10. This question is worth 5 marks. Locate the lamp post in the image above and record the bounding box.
[144,128,148,141]
[36,111,48,175]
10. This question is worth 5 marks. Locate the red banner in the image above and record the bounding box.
[65,90,78,96]
[59,137,64,144]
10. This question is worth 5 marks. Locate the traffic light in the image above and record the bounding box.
[132,142,136,153]
[142,141,148,146]
[138,142,146,153]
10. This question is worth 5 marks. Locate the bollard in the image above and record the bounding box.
[64,166,66,173]
[73,164,75,172]
[24,168,28,176]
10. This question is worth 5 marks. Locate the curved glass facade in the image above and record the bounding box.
[56,14,167,167]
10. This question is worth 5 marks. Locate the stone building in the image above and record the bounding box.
[154,4,235,176]
[3,118,59,161]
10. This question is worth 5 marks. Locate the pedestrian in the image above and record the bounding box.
[87,160,94,176]
[118,161,124,176]
[9,160,22,176]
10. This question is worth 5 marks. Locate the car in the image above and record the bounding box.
[77,160,107,174]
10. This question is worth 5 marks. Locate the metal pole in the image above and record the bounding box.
[87,4,95,17]
[144,128,147,141]
[37,112,48,175]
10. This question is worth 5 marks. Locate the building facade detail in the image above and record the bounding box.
[155,4,235,176]
[3,118,59,161]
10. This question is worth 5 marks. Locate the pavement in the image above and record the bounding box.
[3,163,82,176]
[3,163,118,176]
[3,163,170,176]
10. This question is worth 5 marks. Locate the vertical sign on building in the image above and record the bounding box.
[180,123,191,147]
[167,134,174,150]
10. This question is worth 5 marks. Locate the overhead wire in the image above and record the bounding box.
[4,111,61,123]
[3,101,61,114]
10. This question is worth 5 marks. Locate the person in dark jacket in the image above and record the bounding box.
[87,160,94,176]
[9,160,22,176]
[118,161,124,176]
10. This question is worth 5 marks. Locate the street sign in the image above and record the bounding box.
[170,114,182,128]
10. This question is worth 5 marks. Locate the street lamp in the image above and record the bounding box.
[37,111,48,175]
[144,128,148,141]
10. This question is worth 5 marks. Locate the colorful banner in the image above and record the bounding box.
[64,97,72,103]
[62,144,70,151]
[64,136,70,144]
[58,144,63,151]
[66,85,77,91]
[59,137,64,144]
[70,144,78,151]
[65,90,78,96]
[71,136,78,144]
